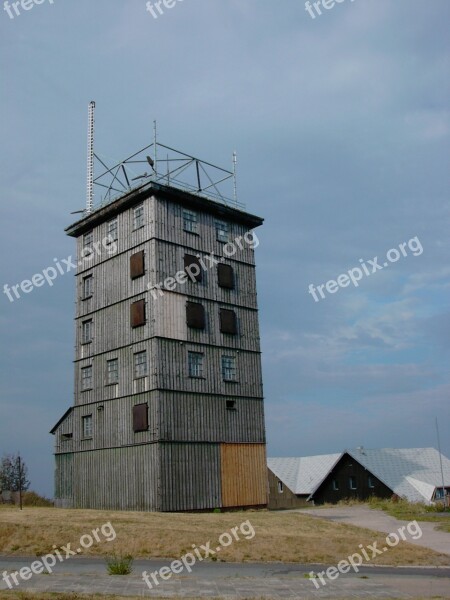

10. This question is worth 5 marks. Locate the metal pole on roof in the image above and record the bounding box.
[153,120,158,177]
[435,417,447,509]
[86,101,95,214]
[233,151,237,206]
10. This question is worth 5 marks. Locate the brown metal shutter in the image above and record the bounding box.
[184,254,203,282]
[220,309,237,334]
[186,302,206,329]
[133,403,148,432]
[131,299,146,328]
[130,251,145,279]
[218,264,234,289]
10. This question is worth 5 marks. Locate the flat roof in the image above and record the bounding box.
[66,182,264,238]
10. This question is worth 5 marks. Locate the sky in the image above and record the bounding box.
[0,0,449,498]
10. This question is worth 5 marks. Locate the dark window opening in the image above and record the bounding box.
[220,309,237,334]
[349,476,357,490]
[133,403,149,432]
[332,479,339,491]
[186,302,206,329]
[218,263,235,289]
[226,400,236,410]
[130,251,145,279]
[184,254,203,282]
[131,300,146,328]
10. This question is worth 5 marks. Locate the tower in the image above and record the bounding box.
[51,138,267,511]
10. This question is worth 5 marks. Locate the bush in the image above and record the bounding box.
[23,491,53,507]
[105,554,134,575]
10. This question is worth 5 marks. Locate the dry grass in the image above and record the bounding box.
[0,506,448,566]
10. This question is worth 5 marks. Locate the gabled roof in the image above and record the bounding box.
[346,447,450,504]
[268,454,341,495]
[268,447,450,504]
[50,407,73,434]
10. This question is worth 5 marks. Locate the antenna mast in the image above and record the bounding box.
[86,101,96,214]
[233,151,237,205]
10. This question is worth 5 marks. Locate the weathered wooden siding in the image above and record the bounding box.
[70,445,159,511]
[220,443,268,508]
[55,185,266,511]
[155,339,263,398]
[54,393,158,454]
[267,469,309,510]
[54,454,73,507]
[159,443,221,512]
[159,393,265,443]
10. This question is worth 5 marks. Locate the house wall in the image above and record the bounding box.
[312,453,393,504]
[267,469,309,510]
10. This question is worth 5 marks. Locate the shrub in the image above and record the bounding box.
[105,554,134,575]
[23,491,53,507]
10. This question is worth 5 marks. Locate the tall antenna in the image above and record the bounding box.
[153,120,158,177]
[233,151,237,205]
[86,101,96,214]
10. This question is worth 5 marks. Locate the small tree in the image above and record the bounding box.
[0,454,30,492]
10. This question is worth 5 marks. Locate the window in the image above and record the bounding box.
[215,220,229,242]
[82,415,93,438]
[220,309,237,334]
[83,231,93,248]
[332,479,339,491]
[188,352,204,378]
[226,399,236,410]
[222,355,237,381]
[130,251,145,279]
[133,403,149,432]
[218,263,235,289]
[277,481,283,494]
[435,487,445,500]
[81,366,93,391]
[81,320,93,345]
[368,476,375,489]
[134,351,148,378]
[133,204,144,230]
[107,218,118,241]
[349,476,357,490]
[131,299,146,328]
[107,359,119,385]
[186,302,206,329]
[184,254,203,282]
[183,210,197,233]
[83,275,93,299]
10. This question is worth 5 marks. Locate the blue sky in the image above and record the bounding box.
[0,0,449,497]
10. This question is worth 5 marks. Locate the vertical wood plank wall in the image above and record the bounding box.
[220,443,268,507]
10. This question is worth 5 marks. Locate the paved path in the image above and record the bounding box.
[0,557,449,599]
[297,506,450,556]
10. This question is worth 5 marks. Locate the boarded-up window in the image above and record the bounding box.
[184,254,203,282]
[186,302,205,329]
[220,309,237,334]
[133,403,148,432]
[218,264,234,289]
[131,300,146,328]
[130,251,145,279]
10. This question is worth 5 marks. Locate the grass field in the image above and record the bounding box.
[367,498,450,533]
[0,593,449,600]
[0,505,448,566]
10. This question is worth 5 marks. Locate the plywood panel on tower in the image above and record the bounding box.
[220,443,267,508]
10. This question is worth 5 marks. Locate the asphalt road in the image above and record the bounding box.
[0,556,449,599]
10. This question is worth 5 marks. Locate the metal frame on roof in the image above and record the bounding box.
[92,141,242,213]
